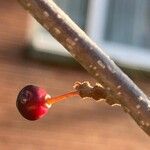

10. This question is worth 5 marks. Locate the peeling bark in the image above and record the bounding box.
[18,0,150,135]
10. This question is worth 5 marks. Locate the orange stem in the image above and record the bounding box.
[46,91,79,105]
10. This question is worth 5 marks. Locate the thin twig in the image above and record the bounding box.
[18,0,150,135]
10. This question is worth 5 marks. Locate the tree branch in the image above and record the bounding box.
[18,0,150,135]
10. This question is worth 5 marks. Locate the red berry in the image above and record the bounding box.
[16,85,51,121]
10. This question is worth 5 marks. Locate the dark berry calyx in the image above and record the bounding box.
[16,85,51,121]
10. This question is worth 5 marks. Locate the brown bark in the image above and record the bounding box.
[18,0,150,135]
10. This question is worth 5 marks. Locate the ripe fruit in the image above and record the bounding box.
[16,85,78,121]
[16,85,51,120]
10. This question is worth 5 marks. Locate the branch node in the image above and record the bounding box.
[74,81,106,100]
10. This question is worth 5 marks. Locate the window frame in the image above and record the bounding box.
[87,0,150,71]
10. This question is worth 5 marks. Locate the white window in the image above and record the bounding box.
[88,0,150,71]
[29,0,150,70]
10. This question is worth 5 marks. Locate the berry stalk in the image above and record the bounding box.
[46,91,79,105]
[16,85,79,121]
[16,82,107,121]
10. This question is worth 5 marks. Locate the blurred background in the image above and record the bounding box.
[0,0,150,149]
